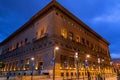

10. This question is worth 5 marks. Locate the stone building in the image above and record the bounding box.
[113,58,120,72]
[0,0,113,79]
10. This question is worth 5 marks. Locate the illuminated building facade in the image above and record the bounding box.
[0,1,113,79]
[113,58,120,72]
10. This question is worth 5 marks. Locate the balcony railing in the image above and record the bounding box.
[0,33,49,60]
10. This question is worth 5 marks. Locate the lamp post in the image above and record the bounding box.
[101,59,104,73]
[110,61,113,73]
[85,54,90,80]
[53,46,59,80]
[31,57,35,80]
[85,54,90,69]
[102,59,105,80]
[85,54,90,68]
[64,61,68,80]
[98,58,101,74]
[74,52,79,80]
[97,57,102,80]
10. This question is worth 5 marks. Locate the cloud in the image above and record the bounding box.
[111,53,120,58]
[93,4,120,23]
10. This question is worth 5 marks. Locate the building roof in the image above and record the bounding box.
[1,1,110,45]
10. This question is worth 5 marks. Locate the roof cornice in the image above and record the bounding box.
[1,0,109,45]
[1,1,56,45]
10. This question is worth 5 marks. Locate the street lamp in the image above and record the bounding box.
[97,58,106,80]
[85,54,90,80]
[98,58,101,74]
[31,57,35,61]
[85,54,90,68]
[64,61,68,80]
[53,46,59,80]
[86,55,90,58]
[74,52,79,80]
[31,57,35,80]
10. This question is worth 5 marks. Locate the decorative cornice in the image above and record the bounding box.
[0,1,110,45]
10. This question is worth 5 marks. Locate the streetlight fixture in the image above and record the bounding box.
[31,57,35,80]
[74,52,79,80]
[86,55,90,58]
[31,57,35,61]
[53,46,59,80]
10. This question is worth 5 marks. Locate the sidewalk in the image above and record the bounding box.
[0,75,117,80]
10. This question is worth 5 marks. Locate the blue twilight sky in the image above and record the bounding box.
[0,0,120,58]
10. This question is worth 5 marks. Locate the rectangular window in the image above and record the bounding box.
[69,57,75,68]
[60,55,67,69]
[25,58,30,70]
[86,40,89,46]
[12,62,14,70]
[82,38,85,44]
[20,60,24,70]
[16,61,18,70]
[38,62,43,70]
[40,28,45,37]
[61,28,67,38]
[26,58,30,65]
[76,35,80,43]
[68,32,73,40]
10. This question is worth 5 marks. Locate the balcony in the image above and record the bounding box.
[0,34,49,60]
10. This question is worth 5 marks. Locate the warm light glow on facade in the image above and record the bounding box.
[35,67,38,70]
[55,47,59,50]
[23,68,26,70]
[75,52,78,58]
[0,0,112,79]
[61,28,67,38]
[31,57,35,61]
[86,54,90,58]
[60,67,62,69]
